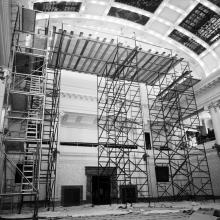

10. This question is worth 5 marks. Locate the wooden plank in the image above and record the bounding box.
[96,43,124,77]
[67,32,83,69]
[86,38,107,72]
[50,51,119,65]
[60,31,74,67]
[151,57,174,74]
[79,37,99,72]
[50,29,63,66]
[48,26,56,64]
[107,46,131,78]
[160,58,182,73]
[136,54,162,82]
[73,34,91,70]
[93,39,114,73]
[47,31,178,84]
[120,51,148,79]
[95,45,119,77]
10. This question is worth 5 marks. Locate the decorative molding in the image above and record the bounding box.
[60,92,96,102]
[208,100,220,111]
[59,151,97,158]
[196,77,220,94]
[197,90,220,110]
[195,70,220,109]
[194,71,220,95]
[60,111,97,127]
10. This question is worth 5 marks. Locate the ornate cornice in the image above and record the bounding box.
[194,71,220,95]
[197,90,220,110]
[60,92,96,102]
[194,70,220,109]
[208,100,220,111]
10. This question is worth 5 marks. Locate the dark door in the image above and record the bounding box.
[62,186,82,206]
[92,176,111,205]
[120,185,137,203]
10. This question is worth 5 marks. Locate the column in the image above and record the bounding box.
[208,101,220,145]
[0,67,9,132]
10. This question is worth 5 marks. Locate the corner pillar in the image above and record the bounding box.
[208,101,220,145]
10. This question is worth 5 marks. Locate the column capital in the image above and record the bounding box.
[207,100,220,111]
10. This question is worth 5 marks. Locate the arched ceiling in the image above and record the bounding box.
[33,0,220,79]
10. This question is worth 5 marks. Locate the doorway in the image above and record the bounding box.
[92,176,111,205]
[120,185,137,203]
[61,185,82,206]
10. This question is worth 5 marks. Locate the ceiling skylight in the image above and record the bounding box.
[33,1,82,12]
[108,7,149,25]
[169,29,206,55]
[114,0,163,13]
[179,3,220,45]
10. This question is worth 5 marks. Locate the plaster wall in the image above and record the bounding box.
[55,146,97,202]
[55,70,220,204]
[55,141,220,203]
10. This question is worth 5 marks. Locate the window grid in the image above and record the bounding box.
[179,3,220,45]
[169,29,206,55]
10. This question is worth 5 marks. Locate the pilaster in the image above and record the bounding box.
[208,100,220,145]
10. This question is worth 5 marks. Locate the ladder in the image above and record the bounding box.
[21,151,35,192]
[26,121,39,139]
[30,76,41,93]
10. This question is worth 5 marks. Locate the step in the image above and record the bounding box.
[22,188,34,192]
[27,126,37,131]
[31,84,40,87]
[30,86,40,89]
[23,164,34,167]
[27,124,38,127]
[24,151,35,154]
[23,163,34,166]
[21,183,34,187]
[23,166,34,169]
[26,135,37,138]
[22,189,34,192]
[26,127,37,130]
[22,182,33,185]
[22,187,34,190]
[24,156,35,160]
[24,171,33,174]
[27,128,37,130]
[24,157,34,160]
[22,175,34,178]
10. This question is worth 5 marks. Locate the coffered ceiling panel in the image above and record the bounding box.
[84,3,106,15]
[168,0,194,10]
[158,7,181,23]
[33,0,220,77]
[148,20,170,35]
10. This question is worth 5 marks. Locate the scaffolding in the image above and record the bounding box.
[147,60,214,200]
[0,5,214,214]
[97,44,150,203]
[0,7,62,217]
